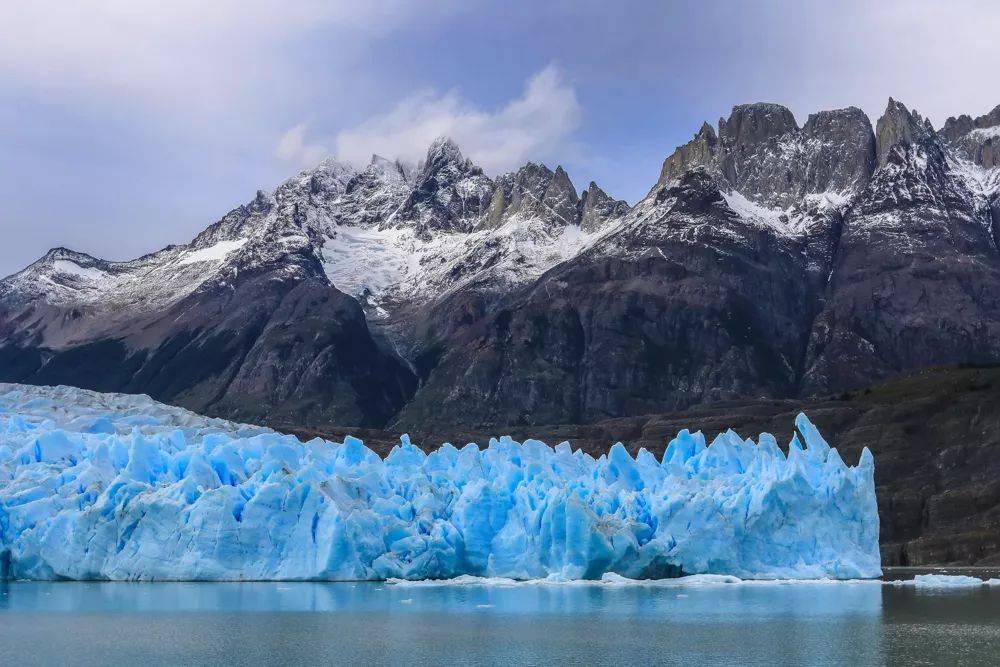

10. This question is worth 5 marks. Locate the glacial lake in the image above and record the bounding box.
[2,570,999,666]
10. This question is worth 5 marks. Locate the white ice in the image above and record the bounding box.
[891,574,998,589]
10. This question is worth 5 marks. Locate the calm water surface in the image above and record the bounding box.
[2,570,999,666]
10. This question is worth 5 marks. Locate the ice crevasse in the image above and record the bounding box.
[0,384,881,581]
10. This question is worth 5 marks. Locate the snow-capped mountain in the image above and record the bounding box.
[393,99,1000,428]
[0,136,627,429]
[2,99,999,432]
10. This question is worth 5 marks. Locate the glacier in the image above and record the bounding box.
[0,383,881,581]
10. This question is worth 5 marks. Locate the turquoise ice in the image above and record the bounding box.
[0,384,880,581]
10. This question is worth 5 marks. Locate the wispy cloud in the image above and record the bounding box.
[0,1,457,122]
[275,124,329,169]
[281,65,583,174]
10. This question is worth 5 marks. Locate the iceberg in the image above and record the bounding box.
[891,574,997,589]
[0,383,881,581]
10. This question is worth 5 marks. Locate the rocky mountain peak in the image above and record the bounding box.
[940,114,976,144]
[875,98,937,168]
[420,136,476,177]
[697,121,717,140]
[362,154,409,184]
[400,138,493,234]
[43,247,89,261]
[718,103,798,188]
[482,162,578,230]
[720,103,798,150]
[802,106,871,137]
[579,181,629,233]
[939,104,1000,169]
[513,161,555,193]
[980,104,1000,127]
[249,189,273,213]
[315,157,357,178]
[941,104,1000,141]
[655,103,875,211]
[305,158,357,196]
[798,106,876,196]
[543,165,580,225]
[655,120,720,189]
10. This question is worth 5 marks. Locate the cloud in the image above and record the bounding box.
[275,124,329,169]
[0,1,460,123]
[329,65,583,174]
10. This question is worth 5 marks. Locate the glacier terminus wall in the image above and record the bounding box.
[0,384,880,581]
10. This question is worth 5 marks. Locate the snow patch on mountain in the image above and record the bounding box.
[50,259,109,281]
[968,126,1000,141]
[721,189,851,238]
[319,213,612,318]
[948,157,1000,201]
[176,238,248,266]
[721,190,793,236]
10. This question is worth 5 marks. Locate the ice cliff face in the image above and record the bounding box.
[0,384,880,581]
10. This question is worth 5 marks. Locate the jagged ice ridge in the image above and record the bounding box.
[0,384,880,581]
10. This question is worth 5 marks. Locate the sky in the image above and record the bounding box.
[2,0,999,277]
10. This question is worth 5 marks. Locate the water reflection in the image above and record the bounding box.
[0,579,884,616]
[0,581,997,665]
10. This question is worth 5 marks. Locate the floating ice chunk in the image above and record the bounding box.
[892,574,989,588]
[0,383,881,582]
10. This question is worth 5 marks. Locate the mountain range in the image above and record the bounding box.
[2,98,999,438]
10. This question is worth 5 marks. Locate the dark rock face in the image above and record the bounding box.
[655,103,876,207]
[736,107,875,206]
[718,102,799,186]
[333,156,411,228]
[655,121,718,188]
[484,163,625,233]
[798,109,878,195]
[875,98,936,167]
[803,100,1000,393]
[0,252,417,429]
[395,170,813,427]
[193,275,418,429]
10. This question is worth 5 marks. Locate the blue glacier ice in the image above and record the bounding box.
[0,384,881,581]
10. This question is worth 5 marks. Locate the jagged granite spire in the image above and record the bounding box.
[484,162,580,229]
[655,121,719,188]
[400,137,493,234]
[542,166,580,225]
[874,98,938,167]
[652,103,874,210]
[487,162,557,226]
[579,182,629,232]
